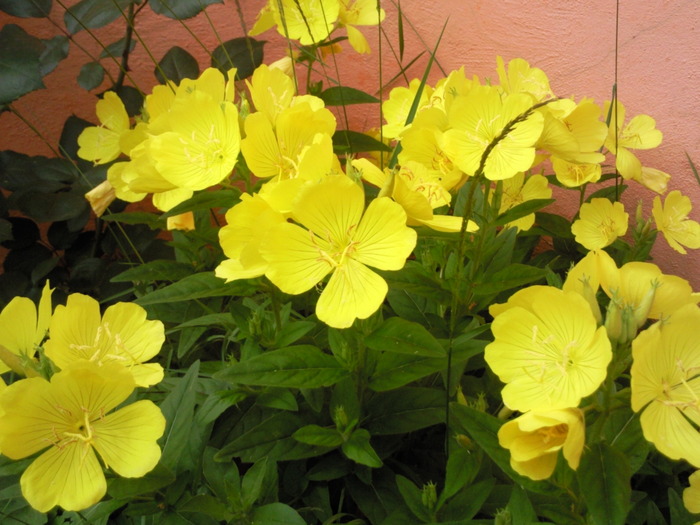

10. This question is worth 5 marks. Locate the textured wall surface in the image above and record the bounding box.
[2,0,699,288]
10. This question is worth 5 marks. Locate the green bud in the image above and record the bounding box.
[604,295,623,343]
[634,279,660,328]
[494,508,512,525]
[580,276,603,325]
[421,481,438,510]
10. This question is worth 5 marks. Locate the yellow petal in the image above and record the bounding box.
[92,400,165,477]
[21,444,105,512]
[316,258,387,328]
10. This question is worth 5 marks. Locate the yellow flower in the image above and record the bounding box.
[166,211,195,231]
[382,78,434,139]
[0,361,165,512]
[260,0,340,45]
[496,56,554,102]
[498,172,551,231]
[598,252,699,322]
[260,175,416,328]
[441,85,544,181]
[338,0,385,54]
[215,193,286,282]
[85,180,117,217]
[652,190,700,254]
[0,282,52,375]
[604,100,663,181]
[498,408,585,480]
[551,157,602,187]
[43,294,165,387]
[684,471,700,514]
[77,91,130,165]
[246,64,296,124]
[485,286,611,411]
[571,198,629,251]
[631,304,700,467]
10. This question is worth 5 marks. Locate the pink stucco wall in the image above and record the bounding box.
[2,0,699,289]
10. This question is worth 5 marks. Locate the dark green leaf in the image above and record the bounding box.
[293,425,343,447]
[107,463,175,499]
[59,115,93,160]
[162,188,240,217]
[450,403,560,495]
[668,487,695,525]
[256,387,298,411]
[17,191,88,222]
[111,259,195,283]
[439,447,480,506]
[333,130,392,154]
[135,272,256,305]
[242,457,274,508]
[0,24,44,105]
[506,485,538,525]
[0,0,51,17]
[39,35,69,76]
[156,46,200,84]
[496,198,555,226]
[64,0,133,34]
[365,387,444,435]
[473,263,546,295]
[534,211,573,238]
[211,37,265,80]
[149,0,222,19]
[112,84,143,117]
[159,361,200,472]
[102,211,165,229]
[365,317,446,357]
[587,184,628,203]
[0,219,11,244]
[577,442,631,525]
[215,346,348,388]
[319,86,379,106]
[178,495,232,521]
[438,478,494,522]
[252,503,306,525]
[274,321,316,348]
[100,36,136,59]
[78,61,105,90]
[368,353,445,391]
[341,428,382,467]
[174,313,236,331]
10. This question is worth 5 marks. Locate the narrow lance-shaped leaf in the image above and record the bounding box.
[577,443,631,525]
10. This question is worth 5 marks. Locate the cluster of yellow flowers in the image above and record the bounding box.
[485,248,700,481]
[0,284,166,512]
[80,67,241,220]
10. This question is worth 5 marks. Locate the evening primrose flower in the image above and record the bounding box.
[631,304,700,467]
[77,91,130,165]
[604,100,663,182]
[652,190,700,254]
[441,85,544,181]
[496,56,554,102]
[260,175,416,328]
[498,408,585,480]
[246,64,296,124]
[0,361,165,512]
[382,78,434,139]
[485,286,611,412]
[571,198,629,251]
[498,172,551,231]
[338,0,385,54]
[551,157,602,187]
[0,281,52,375]
[251,0,340,45]
[44,294,165,387]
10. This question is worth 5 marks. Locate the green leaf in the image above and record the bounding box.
[39,35,69,76]
[293,425,344,447]
[178,495,232,522]
[368,352,445,392]
[107,463,175,499]
[450,403,559,496]
[333,130,392,154]
[149,0,222,19]
[77,61,105,90]
[319,86,379,105]
[100,36,136,59]
[495,198,555,226]
[438,447,480,506]
[274,320,316,348]
[473,263,546,295]
[0,25,44,105]
[64,0,133,34]
[101,211,165,229]
[162,188,240,217]
[577,442,631,525]
[534,211,574,238]
[241,457,274,508]
[111,259,195,283]
[0,0,51,17]
[365,387,444,435]
[135,272,256,305]
[252,503,306,525]
[211,37,265,80]
[17,191,87,222]
[156,46,200,84]
[159,361,200,473]
[215,346,348,388]
[174,313,236,331]
[365,317,446,357]
[506,485,538,525]
[668,487,695,525]
[341,428,382,467]
[396,475,432,522]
